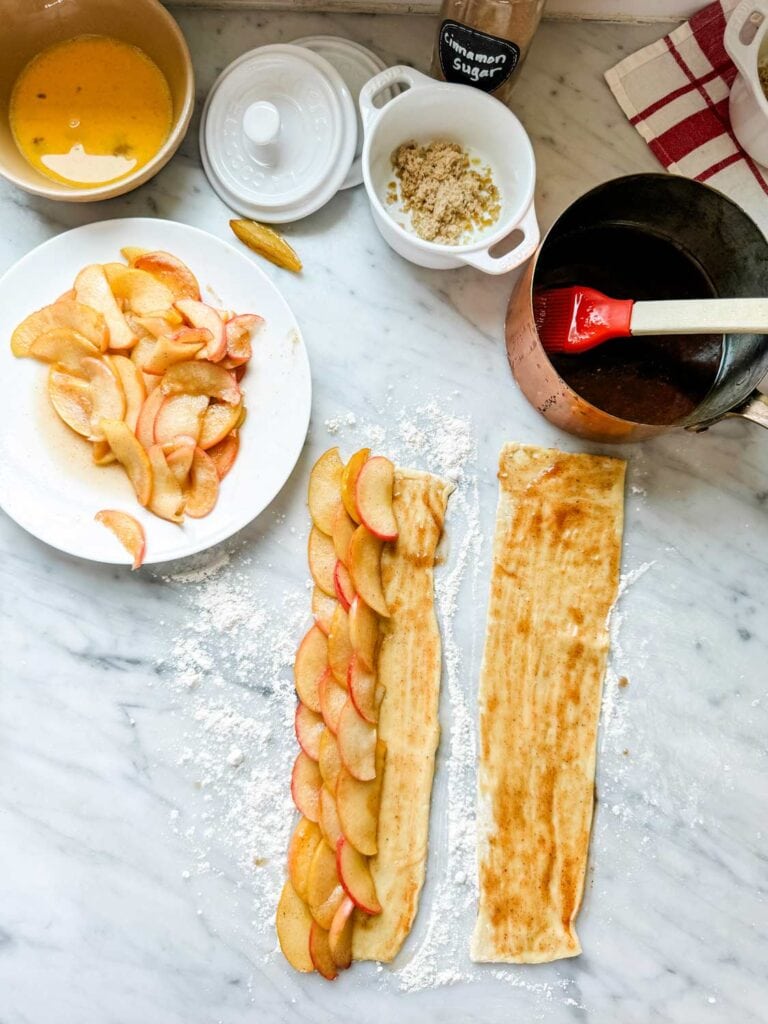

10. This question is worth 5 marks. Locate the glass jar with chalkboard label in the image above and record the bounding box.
[430,0,544,105]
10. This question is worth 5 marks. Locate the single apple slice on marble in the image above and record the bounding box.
[94,510,146,569]
[349,526,389,617]
[276,879,314,973]
[341,447,370,524]
[287,816,322,902]
[307,839,345,931]
[291,750,322,823]
[336,836,381,915]
[336,741,385,857]
[293,625,328,714]
[319,670,348,735]
[333,560,356,612]
[308,447,344,536]
[308,526,337,597]
[328,896,355,970]
[328,604,353,687]
[311,588,338,636]
[348,595,379,672]
[355,455,398,542]
[336,699,376,782]
[295,703,324,761]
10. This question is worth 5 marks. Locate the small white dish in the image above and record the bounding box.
[359,65,539,275]
[0,218,312,566]
[725,0,768,167]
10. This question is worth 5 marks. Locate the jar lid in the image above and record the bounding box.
[291,36,387,189]
[199,44,357,223]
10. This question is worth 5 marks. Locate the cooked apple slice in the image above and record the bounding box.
[48,369,92,437]
[146,445,184,523]
[308,448,344,536]
[294,626,328,714]
[120,246,149,265]
[175,299,227,362]
[328,896,355,970]
[100,419,153,506]
[276,879,314,973]
[349,526,389,617]
[11,297,108,356]
[341,448,370,524]
[318,729,342,794]
[81,357,126,440]
[134,315,177,340]
[185,447,219,518]
[107,355,146,433]
[92,440,116,466]
[291,750,322,822]
[161,361,239,404]
[135,386,167,450]
[133,251,201,301]
[311,588,337,636]
[74,264,135,350]
[223,313,262,366]
[336,741,385,856]
[309,921,337,981]
[94,510,146,569]
[295,703,324,761]
[28,327,100,371]
[331,504,356,567]
[348,595,379,672]
[288,817,322,902]
[207,432,239,479]
[336,837,381,915]
[130,336,158,381]
[307,839,345,930]
[319,670,347,735]
[199,401,242,449]
[140,330,209,375]
[336,700,376,782]
[319,786,343,850]
[333,561,355,613]
[355,455,398,542]
[164,437,196,486]
[328,604,353,687]
[103,264,175,316]
[153,393,208,445]
[347,654,380,724]
[308,526,336,597]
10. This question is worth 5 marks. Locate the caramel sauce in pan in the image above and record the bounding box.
[536,225,723,425]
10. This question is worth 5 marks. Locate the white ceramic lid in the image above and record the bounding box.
[291,36,387,189]
[200,44,356,223]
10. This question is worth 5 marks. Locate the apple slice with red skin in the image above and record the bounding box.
[287,816,322,902]
[163,435,197,487]
[308,448,344,536]
[348,595,379,672]
[291,751,322,823]
[153,393,207,445]
[333,561,356,612]
[318,785,343,849]
[307,840,345,930]
[355,455,398,542]
[136,386,168,449]
[341,448,370,524]
[140,329,209,375]
[311,588,337,636]
[276,879,314,973]
[331,503,356,567]
[318,730,342,794]
[337,699,377,782]
[133,251,201,301]
[319,671,347,734]
[295,703,324,761]
[175,299,227,361]
[207,431,239,479]
[328,604,353,687]
[328,896,355,970]
[349,526,389,617]
[347,654,380,724]
[224,313,263,366]
[308,526,336,597]
[336,837,381,915]
[309,921,338,981]
[199,401,242,449]
[94,510,145,569]
[185,447,219,518]
[336,741,385,857]
[293,625,328,713]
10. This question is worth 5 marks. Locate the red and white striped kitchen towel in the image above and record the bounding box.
[605,0,768,234]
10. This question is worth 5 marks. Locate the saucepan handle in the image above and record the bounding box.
[461,203,540,276]
[724,0,768,88]
[727,390,768,428]
[358,65,434,133]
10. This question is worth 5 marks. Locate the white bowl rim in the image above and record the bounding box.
[361,78,537,256]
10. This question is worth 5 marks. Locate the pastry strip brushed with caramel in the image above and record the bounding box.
[352,469,452,962]
[471,444,625,964]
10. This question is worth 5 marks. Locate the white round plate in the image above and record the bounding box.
[0,218,311,566]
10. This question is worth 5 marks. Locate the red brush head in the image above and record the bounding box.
[534,286,634,355]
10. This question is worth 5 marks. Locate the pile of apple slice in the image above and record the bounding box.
[11,247,263,568]
[276,447,399,979]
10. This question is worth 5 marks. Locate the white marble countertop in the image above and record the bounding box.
[1,11,766,1024]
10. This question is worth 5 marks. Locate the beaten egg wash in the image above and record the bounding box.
[10,35,173,188]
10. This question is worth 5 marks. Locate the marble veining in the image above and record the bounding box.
[0,11,766,1024]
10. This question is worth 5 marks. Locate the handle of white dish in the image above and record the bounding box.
[461,204,540,276]
[724,0,768,86]
[359,65,435,133]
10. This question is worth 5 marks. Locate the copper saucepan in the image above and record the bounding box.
[506,174,768,443]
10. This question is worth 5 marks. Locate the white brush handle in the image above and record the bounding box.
[630,298,768,335]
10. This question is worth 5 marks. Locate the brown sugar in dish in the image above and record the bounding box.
[390,139,500,245]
